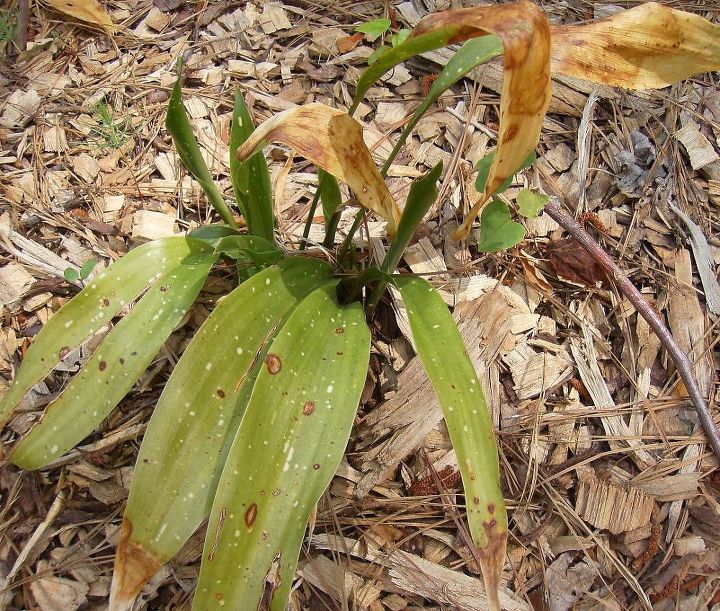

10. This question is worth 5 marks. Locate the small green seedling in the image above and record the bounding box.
[63,257,97,283]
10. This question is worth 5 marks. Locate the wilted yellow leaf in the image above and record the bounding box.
[551,3,720,89]
[46,0,114,30]
[407,2,552,240]
[237,104,402,236]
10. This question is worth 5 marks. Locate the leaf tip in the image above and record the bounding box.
[477,515,508,611]
[109,518,164,611]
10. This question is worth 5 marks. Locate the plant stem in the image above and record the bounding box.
[300,189,322,251]
[544,199,720,457]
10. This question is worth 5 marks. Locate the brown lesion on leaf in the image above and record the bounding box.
[245,503,258,529]
[109,518,164,611]
[302,401,315,415]
[264,353,282,374]
[216,388,226,398]
[476,511,508,611]
[99,361,107,371]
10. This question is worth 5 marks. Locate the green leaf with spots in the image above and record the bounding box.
[394,275,506,608]
[9,244,217,470]
[382,37,502,174]
[192,284,370,611]
[476,198,526,252]
[109,258,333,611]
[356,17,391,41]
[167,73,238,229]
[517,188,549,218]
[0,238,211,427]
[230,89,275,242]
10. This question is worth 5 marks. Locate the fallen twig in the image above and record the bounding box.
[543,198,720,457]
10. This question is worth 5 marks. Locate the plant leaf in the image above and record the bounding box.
[394,275,507,610]
[63,267,80,283]
[383,163,442,274]
[45,0,114,30]
[109,258,334,611]
[474,150,536,196]
[79,258,98,280]
[213,235,283,267]
[236,104,401,236]
[167,74,238,229]
[477,199,526,252]
[0,238,210,427]
[551,3,720,89]
[356,17,391,41]
[382,37,502,174]
[230,89,275,241]
[517,189,549,218]
[193,285,370,610]
[317,169,342,224]
[9,245,216,470]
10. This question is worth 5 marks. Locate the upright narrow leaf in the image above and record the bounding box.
[167,75,238,229]
[236,104,401,236]
[395,275,507,611]
[110,259,333,611]
[10,247,216,470]
[0,238,210,426]
[193,285,370,610]
[230,90,275,242]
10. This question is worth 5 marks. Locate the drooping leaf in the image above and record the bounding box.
[236,104,401,236]
[10,244,216,469]
[551,3,720,89]
[382,37,502,175]
[0,238,210,426]
[517,189,549,218]
[477,199,526,253]
[383,163,442,275]
[356,17,391,41]
[354,2,552,240]
[230,89,275,242]
[192,284,370,611]
[167,74,238,229]
[394,275,507,611]
[474,150,536,196]
[109,259,333,611]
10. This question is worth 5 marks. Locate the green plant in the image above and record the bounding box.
[356,15,411,64]
[63,257,98,283]
[93,98,133,149]
[2,2,719,610]
[0,9,16,42]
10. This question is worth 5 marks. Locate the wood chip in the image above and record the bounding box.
[30,576,89,611]
[131,210,176,240]
[575,474,655,534]
[0,261,35,306]
[675,121,720,170]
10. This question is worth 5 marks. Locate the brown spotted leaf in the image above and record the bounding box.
[403,1,552,239]
[236,104,401,236]
[551,3,720,89]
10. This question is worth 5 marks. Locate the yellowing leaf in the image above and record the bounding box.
[551,3,720,89]
[407,1,552,240]
[46,0,114,30]
[236,104,401,236]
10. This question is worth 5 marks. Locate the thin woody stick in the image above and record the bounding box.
[543,198,720,457]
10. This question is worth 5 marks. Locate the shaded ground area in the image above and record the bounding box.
[1,1,720,609]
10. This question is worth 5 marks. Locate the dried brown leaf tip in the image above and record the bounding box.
[410,2,552,239]
[237,104,401,236]
[551,3,720,89]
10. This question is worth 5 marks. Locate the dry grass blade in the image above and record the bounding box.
[236,103,401,236]
[551,3,720,89]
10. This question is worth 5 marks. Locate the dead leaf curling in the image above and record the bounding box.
[46,0,115,31]
[551,3,720,89]
[406,2,552,240]
[236,104,401,236]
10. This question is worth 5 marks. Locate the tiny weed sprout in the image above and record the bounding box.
[2,2,720,610]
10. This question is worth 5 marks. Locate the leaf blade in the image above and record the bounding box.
[110,258,334,610]
[477,198,526,253]
[0,238,208,426]
[192,285,370,610]
[395,275,507,610]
